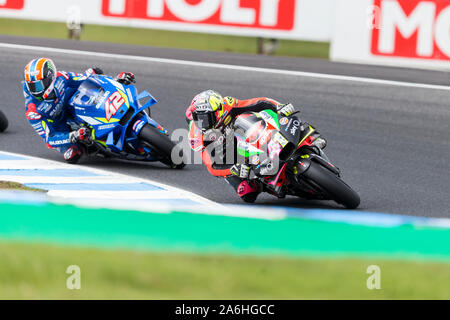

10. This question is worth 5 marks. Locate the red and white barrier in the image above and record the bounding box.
[2,0,447,71]
[331,0,450,70]
[0,0,334,41]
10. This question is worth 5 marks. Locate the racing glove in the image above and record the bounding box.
[231,163,251,179]
[85,67,103,76]
[92,67,104,75]
[277,103,295,117]
[69,127,92,144]
[115,72,136,85]
[203,129,224,143]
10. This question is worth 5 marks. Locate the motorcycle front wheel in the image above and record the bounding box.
[0,110,8,132]
[302,161,360,209]
[138,124,186,169]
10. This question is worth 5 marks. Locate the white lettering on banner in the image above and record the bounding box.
[108,0,126,15]
[379,1,435,56]
[374,0,450,60]
[147,0,164,18]
[332,0,450,71]
[100,0,297,32]
[260,0,281,26]
[221,0,255,25]
[165,0,221,22]
[435,6,450,57]
[0,0,337,41]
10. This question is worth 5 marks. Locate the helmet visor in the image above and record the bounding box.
[26,77,53,96]
[193,112,215,131]
[27,80,45,94]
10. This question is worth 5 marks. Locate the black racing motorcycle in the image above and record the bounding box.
[229,109,360,209]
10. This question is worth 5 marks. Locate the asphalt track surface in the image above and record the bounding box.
[0,36,449,218]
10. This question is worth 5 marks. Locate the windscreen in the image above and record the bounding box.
[71,80,105,107]
[233,113,267,144]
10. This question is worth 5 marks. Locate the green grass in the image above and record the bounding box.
[0,181,45,192]
[0,18,329,59]
[0,241,448,299]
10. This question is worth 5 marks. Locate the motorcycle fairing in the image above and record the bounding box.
[69,75,164,155]
[233,109,320,193]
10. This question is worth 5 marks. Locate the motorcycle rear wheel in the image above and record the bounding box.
[138,124,185,169]
[0,110,8,132]
[302,161,360,209]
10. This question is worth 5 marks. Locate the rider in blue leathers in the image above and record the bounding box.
[23,58,135,163]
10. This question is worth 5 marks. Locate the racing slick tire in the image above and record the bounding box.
[302,161,360,209]
[138,124,186,169]
[0,110,8,132]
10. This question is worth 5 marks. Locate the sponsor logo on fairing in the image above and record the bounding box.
[96,91,110,109]
[55,78,64,92]
[132,119,145,133]
[251,155,260,165]
[73,75,88,81]
[38,102,52,113]
[49,103,64,118]
[258,129,271,146]
[26,103,42,120]
[259,111,272,122]
[237,140,249,151]
[50,139,71,146]
[208,132,217,141]
[268,139,282,160]
[290,119,300,135]
[26,111,42,120]
[57,71,70,80]
[98,123,115,130]
[279,117,289,125]
[259,159,276,175]
[32,122,45,136]
[105,91,125,121]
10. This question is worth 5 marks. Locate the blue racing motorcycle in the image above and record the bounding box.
[68,75,185,168]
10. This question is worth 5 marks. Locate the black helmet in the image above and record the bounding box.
[190,90,224,131]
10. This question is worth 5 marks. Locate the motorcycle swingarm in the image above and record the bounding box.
[91,140,154,161]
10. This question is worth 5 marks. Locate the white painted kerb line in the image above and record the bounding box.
[0,150,216,207]
[1,42,449,91]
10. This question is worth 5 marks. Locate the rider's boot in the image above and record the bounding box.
[236,180,261,203]
[226,176,261,203]
[63,145,83,164]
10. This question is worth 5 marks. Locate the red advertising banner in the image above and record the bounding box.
[101,0,296,30]
[0,0,331,41]
[371,0,450,61]
[0,0,24,9]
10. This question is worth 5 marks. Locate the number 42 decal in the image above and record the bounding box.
[105,91,125,121]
